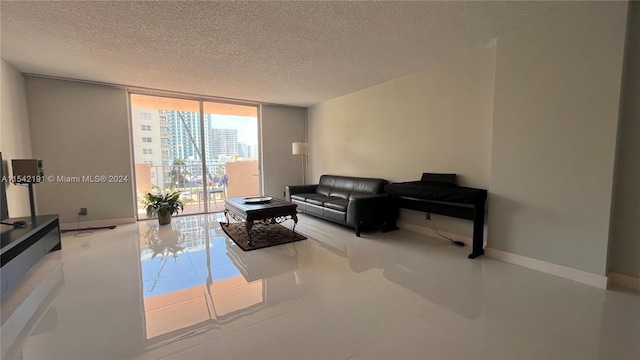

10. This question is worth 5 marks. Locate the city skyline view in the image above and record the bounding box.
[211,114,258,146]
[130,93,259,164]
[132,107,259,167]
[129,94,261,216]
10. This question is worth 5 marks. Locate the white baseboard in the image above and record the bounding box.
[398,220,472,246]
[485,247,608,289]
[60,217,136,230]
[607,272,640,291]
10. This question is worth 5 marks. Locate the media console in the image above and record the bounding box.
[1,215,61,296]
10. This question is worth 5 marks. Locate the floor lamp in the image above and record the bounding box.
[292,142,311,185]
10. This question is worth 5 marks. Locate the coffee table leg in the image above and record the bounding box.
[246,221,254,245]
[224,210,230,225]
[291,213,298,233]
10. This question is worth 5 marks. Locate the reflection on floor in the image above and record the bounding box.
[1,213,639,359]
[140,218,266,343]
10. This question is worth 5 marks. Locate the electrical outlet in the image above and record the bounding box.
[79,207,88,216]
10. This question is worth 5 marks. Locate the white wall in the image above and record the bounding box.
[260,105,307,199]
[309,45,496,238]
[609,1,640,279]
[489,2,628,275]
[0,59,34,217]
[308,2,631,280]
[25,77,136,224]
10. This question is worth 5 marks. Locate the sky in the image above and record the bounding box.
[208,114,258,145]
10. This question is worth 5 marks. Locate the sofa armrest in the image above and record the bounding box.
[286,184,318,201]
[346,193,389,227]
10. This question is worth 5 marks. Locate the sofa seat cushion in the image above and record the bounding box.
[324,198,348,211]
[291,193,323,202]
[306,195,332,206]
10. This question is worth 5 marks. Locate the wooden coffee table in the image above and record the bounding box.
[223,196,298,246]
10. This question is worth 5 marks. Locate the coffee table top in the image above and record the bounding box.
[224,196,297,220]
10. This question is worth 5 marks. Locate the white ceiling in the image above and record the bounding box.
[1,1,574,107]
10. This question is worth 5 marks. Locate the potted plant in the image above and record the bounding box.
[142,188,184,225]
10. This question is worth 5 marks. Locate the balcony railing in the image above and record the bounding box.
[135,163,228,217]
[135,159,260,219]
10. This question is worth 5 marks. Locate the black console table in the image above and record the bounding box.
[1,215,61,296]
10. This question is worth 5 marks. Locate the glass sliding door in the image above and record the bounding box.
[131,94,260,220]
[203,101,259,200]
[131,94,206,219]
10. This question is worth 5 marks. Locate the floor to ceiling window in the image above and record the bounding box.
[130,94,259,220]
[203,101,259,199]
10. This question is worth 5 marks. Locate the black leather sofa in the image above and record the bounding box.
[286,175,394,236]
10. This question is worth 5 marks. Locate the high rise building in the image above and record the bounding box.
[167,111,206,162]
[237,143,259,158]
[133,109,251,185]
[131,107,171,187]
[210,128,239,156]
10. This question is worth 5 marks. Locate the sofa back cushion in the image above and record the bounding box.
[352,178,386,193]
[318,175,388,197]
[329,188,351,199]
[316,185,332,196]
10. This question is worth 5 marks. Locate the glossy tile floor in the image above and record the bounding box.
[2,213,639,359]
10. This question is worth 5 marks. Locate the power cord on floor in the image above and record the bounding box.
[60,215,116,235]
[424,213,465,247]
[73,214,94,237]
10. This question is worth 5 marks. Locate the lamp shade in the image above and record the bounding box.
[292,142,311,155]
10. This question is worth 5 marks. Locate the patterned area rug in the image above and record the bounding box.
[220,221,307,251]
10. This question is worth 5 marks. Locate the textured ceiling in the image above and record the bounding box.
[1,1,573,107]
